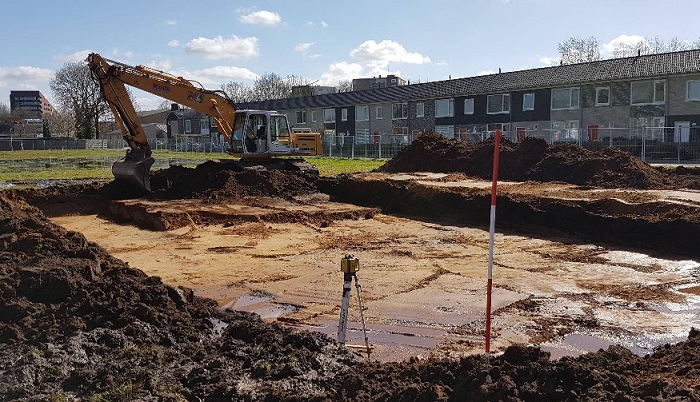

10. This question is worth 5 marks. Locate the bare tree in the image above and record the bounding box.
[336,80,353,93]
[0,102,10,118]
[252,72,292,101]
[558,36,601,64]
[50,61,108,139]
[221,81,254,103]
[46,111,76,138]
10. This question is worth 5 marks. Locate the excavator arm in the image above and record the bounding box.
[87,52,238,191]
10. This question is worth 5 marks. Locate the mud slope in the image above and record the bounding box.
[321,174,700,257]
[379,133,700,190]
[2,193,700,400]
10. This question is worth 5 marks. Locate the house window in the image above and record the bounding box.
[355,128,370,144]
[595,87,610,106]
[200,120,208,131]
[434,125,454,138]
[687,80,700,101]
[552,120,580,142]
[341,109,348,121]
[323,108,335,123]
[310,111,316,122]
[487,123,510,132]
[487,94,510,114]
[523,93,535,111]
[376,106,383,119]
[296,110,306,124]
[435,99,454,117]
[551,88,580,110]
[184,119,192,134]
[392,103,407,119]
[464,98,474,115]
[356,105,369,121]
[416,102,425,118]
[631,80,665,105]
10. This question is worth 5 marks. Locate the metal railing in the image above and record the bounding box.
[4,127,700,164]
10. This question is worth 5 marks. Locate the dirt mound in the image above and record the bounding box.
[379,133,700,189]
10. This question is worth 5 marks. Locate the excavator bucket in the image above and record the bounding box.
[112,150,155,192]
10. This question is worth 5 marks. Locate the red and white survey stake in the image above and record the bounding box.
[485,129,501,353]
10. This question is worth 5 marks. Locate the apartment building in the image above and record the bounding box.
[9,90,56,119]
[239,49,700,144]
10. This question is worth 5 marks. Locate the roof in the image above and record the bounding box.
[239,49,700,111]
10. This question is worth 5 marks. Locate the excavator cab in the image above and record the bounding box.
[229,110,320,157]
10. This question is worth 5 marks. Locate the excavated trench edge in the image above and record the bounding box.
[320,177,700,258]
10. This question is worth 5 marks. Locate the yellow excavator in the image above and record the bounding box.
[86,53,322,191]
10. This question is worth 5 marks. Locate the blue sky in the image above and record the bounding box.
[2,0,700,110]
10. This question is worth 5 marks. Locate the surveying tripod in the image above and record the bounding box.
[337,254,371,359]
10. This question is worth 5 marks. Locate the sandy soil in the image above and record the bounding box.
[51,175,700,362]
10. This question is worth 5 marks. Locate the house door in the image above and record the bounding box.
[567,121,579,142]
[516,127,527,142]
[674,121,690,143]
[587,125,599,141]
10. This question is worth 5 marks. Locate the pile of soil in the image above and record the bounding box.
[379,133,700,190]
[9,161,322,216]
[3,193,700,400]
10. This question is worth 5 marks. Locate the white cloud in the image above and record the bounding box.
[477,70,496,76]
[350,40,430,65]
[135,96,164,111]
[318,62,363,85]
[295,43,313,53]
[195,66,259,82]
[435,60,449,67]
[166,20,177,25]
[168,40,180,48]
[184,35,259,60]
[0,66,54,88]
[240,10,282,25]
[539,56,560,66]
[321,21,328,28]
[295,42,320,58]
[305,21,313,26]
[145,58,172,71]
[602,34,648,55]
[349,40,430,76]
[54,49,94,64]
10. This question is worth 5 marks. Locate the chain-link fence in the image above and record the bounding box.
[4,127,700,164]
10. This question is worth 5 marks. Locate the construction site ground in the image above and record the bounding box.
[6,135,700,400]
[48,173,700,363]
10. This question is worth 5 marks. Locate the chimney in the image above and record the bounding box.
[171,103,179,111]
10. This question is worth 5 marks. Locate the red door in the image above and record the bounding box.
[587,125,599,141]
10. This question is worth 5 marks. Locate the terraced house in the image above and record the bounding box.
[240,49,700,148]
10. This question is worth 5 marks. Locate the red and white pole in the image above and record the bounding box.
[485,129,501,353]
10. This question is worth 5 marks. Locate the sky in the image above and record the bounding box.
[2,0,700,110]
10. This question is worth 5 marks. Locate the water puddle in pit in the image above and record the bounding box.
[223,292,298,319]
[305,320,446,361]
[543,290,700,360]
